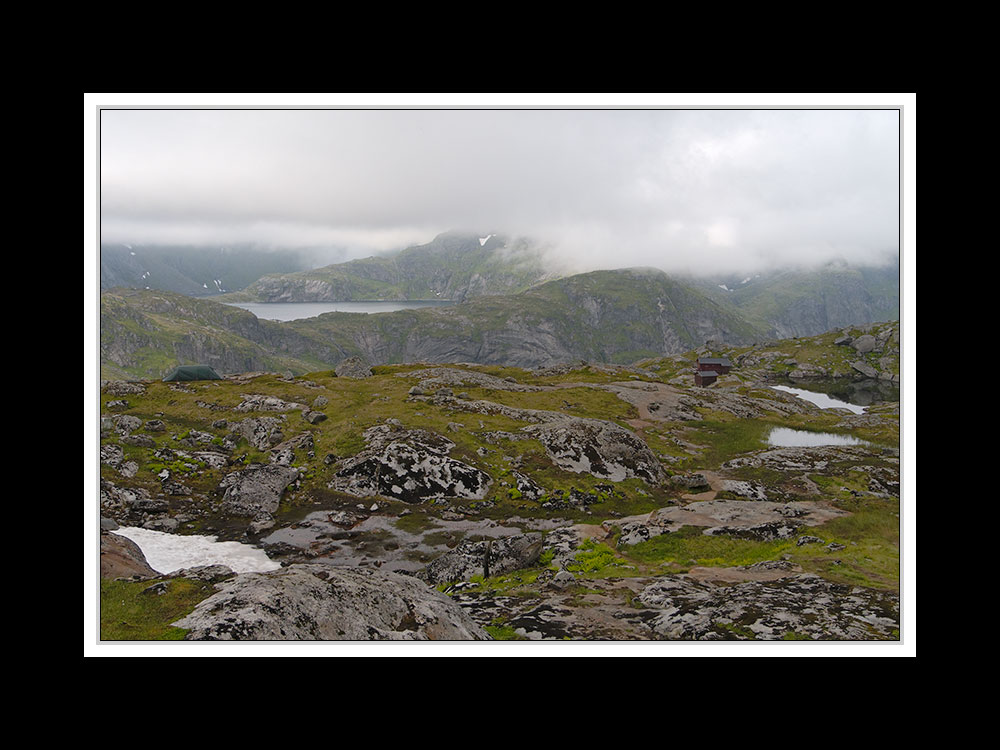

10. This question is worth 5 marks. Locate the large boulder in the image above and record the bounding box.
[523,418,665,484]
[219,463,301,517]
[335,357,374,378]
[330,425,491,502]
[101,531,161,579]
[172,564,490,640]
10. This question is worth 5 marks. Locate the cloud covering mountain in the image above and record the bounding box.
[100,106,900,276]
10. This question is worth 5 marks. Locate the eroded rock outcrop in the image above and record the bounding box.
[172,563,490,640]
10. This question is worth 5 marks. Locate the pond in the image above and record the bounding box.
[112,526,281,576]
[225,300,455,321]
[765,427,867,448]
[774,377,898,409]
[770,385,867,414]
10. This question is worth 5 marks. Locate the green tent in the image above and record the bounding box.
[162,364,223,382]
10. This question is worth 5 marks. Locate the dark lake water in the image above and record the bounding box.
[226,300,454,321]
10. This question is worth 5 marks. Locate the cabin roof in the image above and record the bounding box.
[698,357,731,366]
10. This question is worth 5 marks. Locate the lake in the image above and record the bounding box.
[766,427,867,448]
[225,300,455,321]
[112,526,280,575]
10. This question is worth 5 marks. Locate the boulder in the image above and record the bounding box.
[236,394,307,413]
[335,357,374,378]
[851,335,877,354]
[219,463,301,517]
[419,534,544,585]
[231,416,286,451]
[172,564,490,640]
[851,360,879,379]
[523,417,664,485]
[330,425,491,503]
[100,531,161,579]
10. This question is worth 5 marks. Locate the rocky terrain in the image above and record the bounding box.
[98,321,901,643]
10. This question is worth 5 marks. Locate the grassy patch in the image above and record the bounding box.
[100,578,215,641]
[566,538,636,578]
[622,525,795,570]
[788,496,900,590]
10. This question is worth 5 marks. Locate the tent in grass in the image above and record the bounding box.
[162,364,223,382]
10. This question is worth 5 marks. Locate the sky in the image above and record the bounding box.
[97,97,903,277]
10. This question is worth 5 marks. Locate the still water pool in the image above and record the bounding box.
[765,427,867,448]
[770,385,867,414]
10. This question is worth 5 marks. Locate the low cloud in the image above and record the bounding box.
[100,107,900,275]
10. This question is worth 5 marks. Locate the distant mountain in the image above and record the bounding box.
[687,258,900,338]
[99,244,316,297]
[100,268,768,380]
[218,232,559,303]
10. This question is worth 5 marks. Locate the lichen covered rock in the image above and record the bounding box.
[330,425,491,502]
[218,463,301,517]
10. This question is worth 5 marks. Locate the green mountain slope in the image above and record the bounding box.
[101,268,769,380]
[219,232,558,303]
[100,244,313,297]
[688,258,900,337]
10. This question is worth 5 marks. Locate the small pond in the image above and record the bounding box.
[770,385,867,414]
[765,427,868,448]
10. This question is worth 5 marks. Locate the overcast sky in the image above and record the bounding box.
[99,105,900,276]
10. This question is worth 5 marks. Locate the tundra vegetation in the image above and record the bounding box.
[98,320,901,642]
